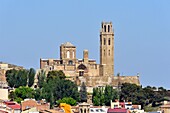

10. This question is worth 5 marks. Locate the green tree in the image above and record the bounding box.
[143,86,167,107]
[79,82,87,102]
[120,83,143,102]
[16,69,28,87]
[47,70,65,81]
[6,69,17,88]
[104,85,119,106]
[6,69,29,88]
[120,83,146,108]
[9,86,35,103]
[28,68,36,87]
[34,88,43,100]
[37,70,46,88]
[57,97,77,106]
[92,85,119,106]
[41,71,79,107]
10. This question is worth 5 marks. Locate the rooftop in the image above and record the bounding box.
[61,42,75,47]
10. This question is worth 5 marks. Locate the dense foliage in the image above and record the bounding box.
[6,68,36,88]
[120,83,169,109]
[57,97,77,106]
[28,68,36,87]
[92,83,169,108]
[92,85,119,106]
[37,70,46,88]
[9,86,35,103]
[36,70,79,108]
[79,82,87,102]
[8,70,79,108]
[7,68,169,109]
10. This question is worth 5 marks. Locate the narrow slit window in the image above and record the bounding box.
[67,51,70,58]
[108,25,110,32]
[108,38,111,45]
[104,25,106,32]
[104,50,105,56]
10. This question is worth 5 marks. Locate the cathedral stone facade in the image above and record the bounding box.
[40,22,140,91]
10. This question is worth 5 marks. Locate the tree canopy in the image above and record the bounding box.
[9,86,35,103]
[37,70,79,108]
[79,82,87,102]
[57,97,77,106]
[92,85,119,106]
[6,68,36,88]
[120,83,169,109]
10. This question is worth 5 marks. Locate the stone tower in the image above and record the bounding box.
[83,50,88,64]
[99,22,114,76]
[60,42,76,65]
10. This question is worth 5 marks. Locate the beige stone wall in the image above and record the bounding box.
[0,89,8,100]
[76,75,140,88]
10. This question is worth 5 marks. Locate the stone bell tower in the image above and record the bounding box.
[99,22,114,76]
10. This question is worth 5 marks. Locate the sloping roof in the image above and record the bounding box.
[108,108,127,113]
[160,104,170,108]
[7,104,21,109]
[61,42,75,47]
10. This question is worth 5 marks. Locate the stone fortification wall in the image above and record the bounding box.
[111,76,140,86]
[77,75,140,88]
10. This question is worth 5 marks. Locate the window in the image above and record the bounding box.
[79,71,84,76]
[108,38,111,45]
[68,60,73,65]
[104,50,105,56]
[67,51,70,58]
[104,25,106,32]
[78,64,87,70]
[60,60,63,64]
[84,109,86,113]
[109,50,110,56]
[91,109,94,112]
[80,109,83,113]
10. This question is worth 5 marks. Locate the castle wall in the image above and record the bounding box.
[77,75,140,89]
[112,76,140,86]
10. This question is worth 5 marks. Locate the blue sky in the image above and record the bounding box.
[0,1,170,89]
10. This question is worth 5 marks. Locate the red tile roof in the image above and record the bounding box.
[4,101,16,105]
[0,110,8,113]
[7,104,21,109]
[4,101,21,109]
[108,108,127,113]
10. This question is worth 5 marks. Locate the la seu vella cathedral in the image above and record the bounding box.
[40,22,140,92]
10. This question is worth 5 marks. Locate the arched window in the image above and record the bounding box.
[104,38,106,45]
[104,25,106,32]
[67,51,70,58]
[84,109,86,113]
[80,108,83,113]
[108,25,110,32]
[78,64,87,70]
[108,38,111,45]
[68,60,73,65]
